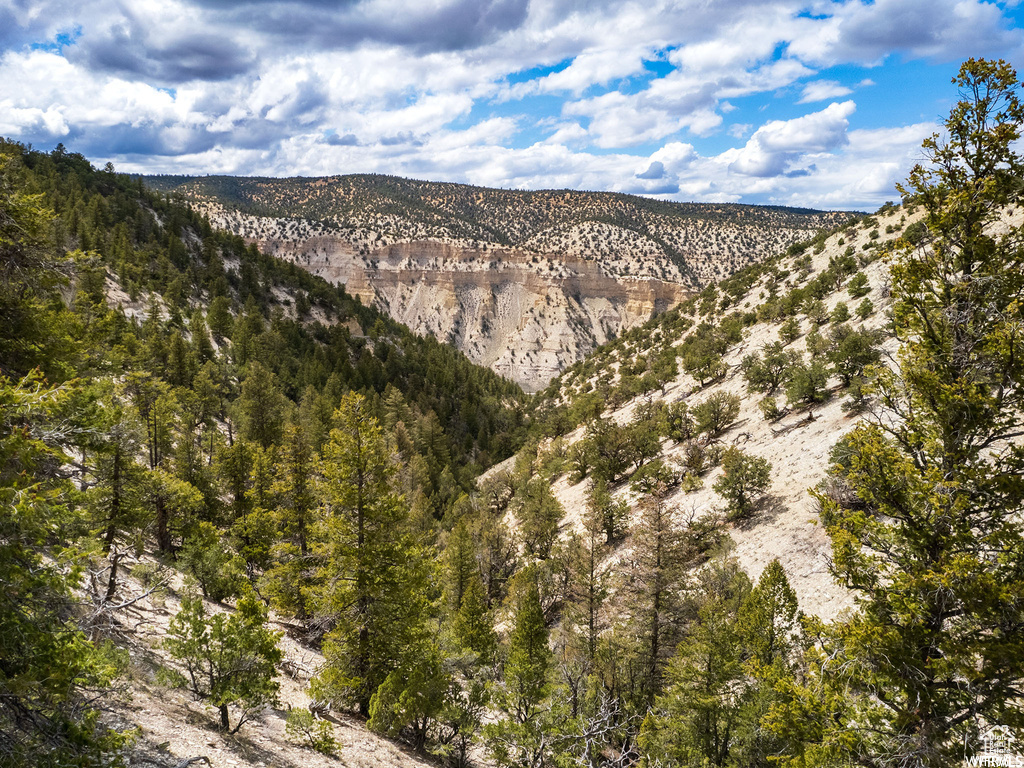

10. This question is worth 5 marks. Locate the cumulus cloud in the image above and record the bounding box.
[798,80,853,104]
[635,161,664,179]
[728,101,856,178]
[204,0,531,53]
[789,0,1024,65]
[322,131,359,146]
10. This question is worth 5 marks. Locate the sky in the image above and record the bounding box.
[1,0,1023,210]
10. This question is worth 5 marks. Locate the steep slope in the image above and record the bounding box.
[147,174,854,391]
[514,201,971,620]
[1,140,532,768]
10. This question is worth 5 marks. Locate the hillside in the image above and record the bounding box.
[0,139,528,764]
[146,174,855,391]
[512,203,916,619]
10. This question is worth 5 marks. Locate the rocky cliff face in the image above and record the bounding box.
[227,214,687,392]
[153,175,853,391]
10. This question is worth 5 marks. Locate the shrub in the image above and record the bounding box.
[779,317,801,345]
[847,272,870,298]
[830,302,850,324]
[693,393,741,437]
[680,473,704,493]
[786,361,831,406]
[630,458,683,495]
[665,400,695,441]
[713,447,772,521]
[759,396,786,422]
[804,298,829,325]
[855,298,874,320]
[286,708,339,755]
[163,592,282,732]
[741,343,799,395]
[178,521,245,602]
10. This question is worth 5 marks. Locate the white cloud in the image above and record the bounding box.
[798,80,853,104]
[789,0,1024,65]
[728,100,856,177]
[0,0,1016,211]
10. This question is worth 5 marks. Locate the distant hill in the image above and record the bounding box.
[146,173,857,390]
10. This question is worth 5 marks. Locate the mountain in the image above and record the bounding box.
[5,62,1024,768]
[145,174,855,391]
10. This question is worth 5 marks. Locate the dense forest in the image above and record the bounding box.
[1,59,1023,768]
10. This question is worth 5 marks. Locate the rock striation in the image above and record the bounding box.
[150,175,853,391]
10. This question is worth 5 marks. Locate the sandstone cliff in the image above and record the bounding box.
[151,175,853,391]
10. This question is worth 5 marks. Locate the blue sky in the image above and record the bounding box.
[1,0,1023,209]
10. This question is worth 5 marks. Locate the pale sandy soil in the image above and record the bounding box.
[541,205,922,622]
[99,560,440,768]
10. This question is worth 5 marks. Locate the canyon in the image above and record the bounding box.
[152,175,853,390]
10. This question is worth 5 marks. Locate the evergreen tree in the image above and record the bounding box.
[487,570,553,767]
[164,592,283,732]
[0,373,130,765]
[565,520,609,666]
[454,569,497,663]
[311,392,431,715]
[235,361,287,449]
[444,519,478,613]
[796,59,1024,767]
[713,447,772,522]
[624,483,693,705]
[644,560,752,768]
[85,389,150,601]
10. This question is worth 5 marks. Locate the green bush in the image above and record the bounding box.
[713,447,772,521]
[178,521,245,602]
[693,393,741,437]
[847,272,870,298]
[779,317,801,345]
[786,361,831,406]
[856,298,874,320]
[163,592,282,732]
[759,396,786,422]
[286,708,339,755]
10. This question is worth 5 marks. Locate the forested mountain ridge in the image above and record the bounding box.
[146,173,855,391]
[0,137,527,764]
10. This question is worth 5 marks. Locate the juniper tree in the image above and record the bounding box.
[164,592,283,732]
[713,446,772,522]
[796,59,1024,768]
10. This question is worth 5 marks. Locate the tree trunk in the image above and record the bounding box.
[219,703,229,731]
[156,495,172,553]
[105,552,123,602]
[102,445,122,555]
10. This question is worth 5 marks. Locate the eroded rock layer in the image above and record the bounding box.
[149,175,852,391]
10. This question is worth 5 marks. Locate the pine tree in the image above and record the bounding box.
[644,560,752,768]
[506,572,550,713]
[86,388,150,600]
[804,59,1024,767]
[624,483,693,705]
[0,373,130,764]
[454,569,497,663]
[487,570,552,768]
[311,392,431,715]
[235,361,286,449]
